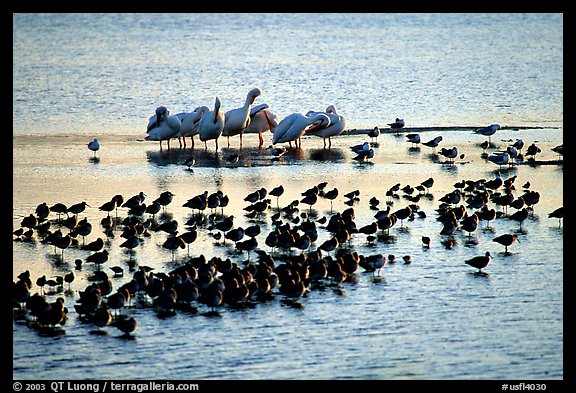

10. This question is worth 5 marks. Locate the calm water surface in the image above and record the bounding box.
[12,13,563,380]
[13,13,563,135]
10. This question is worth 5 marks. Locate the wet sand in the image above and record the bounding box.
[13,127,564,379]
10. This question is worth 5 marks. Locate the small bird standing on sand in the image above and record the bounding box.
[368,126,380,142]
[88,138,100,157]
[473,124,500,144]
[525,143,541,160]
[423,136,443,153]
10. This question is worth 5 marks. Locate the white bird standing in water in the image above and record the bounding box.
[305,104,347,148]
[88,138,100,157]
[271,112,330,148]
[198,97,225,151]
[222,87,262,148]
[242,103,279,148]
[145,106,182,150]
[175,106,209,148]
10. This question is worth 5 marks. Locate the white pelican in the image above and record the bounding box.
[175,106,209,148]
[198,97,225,151]
[242,103,279,148]
[145,106,181,150]
[88,138,100,157]
[271,112,330,148]
[305,104,347,148]
[222,87,262,147]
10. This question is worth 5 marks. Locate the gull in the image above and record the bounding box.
[422,136,443,153]
[350,141,370,154]
[388,118,405,130]
[473,124,500,144]
[368,126,380,142]
[406,133,421,147]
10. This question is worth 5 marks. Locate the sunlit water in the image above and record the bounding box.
[13,13,563,380]
[13,13,562,135]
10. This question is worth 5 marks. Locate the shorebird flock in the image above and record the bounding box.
[13,154,563,337]
[13,89,564,337]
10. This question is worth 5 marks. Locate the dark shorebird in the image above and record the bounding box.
[393,206,412,227]
[420,177,434,194]
[422,236,431,248]
[319,236,339,254]
[422,136,443,153]
[225,227,245,246]
[145,201,162,218]
[35,202,51,221]
[68,201,90,216]
[163,235,186,260]
[323,188,339,212]
[300,192,318,213]
[493,234,519,254]
[119,235,140,260]
[268,145,287,158]
[406,133,421,147]
[551,144,563,160]
[87,248,110,267]
[525,143,541,160]
[50,202,68,220]
[112,315,138,337]
[88,138,100,157]
[122,192,146,210]
[110,266,125,277]
[368,126,380,142]
[183,156,196,171]
[154,191,174,212]
[52,234,72,260]
[439,146,458,164]
[20,214,37,229]
[64,271,75,291]
[178,230,198,256]
[359,253,386,276]
[99,199,116,217]
[509,208,529,229]
[214,215,234,243]
[548,207,563,228]
[465,251,491,273]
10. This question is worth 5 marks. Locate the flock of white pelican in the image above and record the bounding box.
[144,87,347,151]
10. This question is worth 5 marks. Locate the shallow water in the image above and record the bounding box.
[13,128,563,380]
[13,12,563,381]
